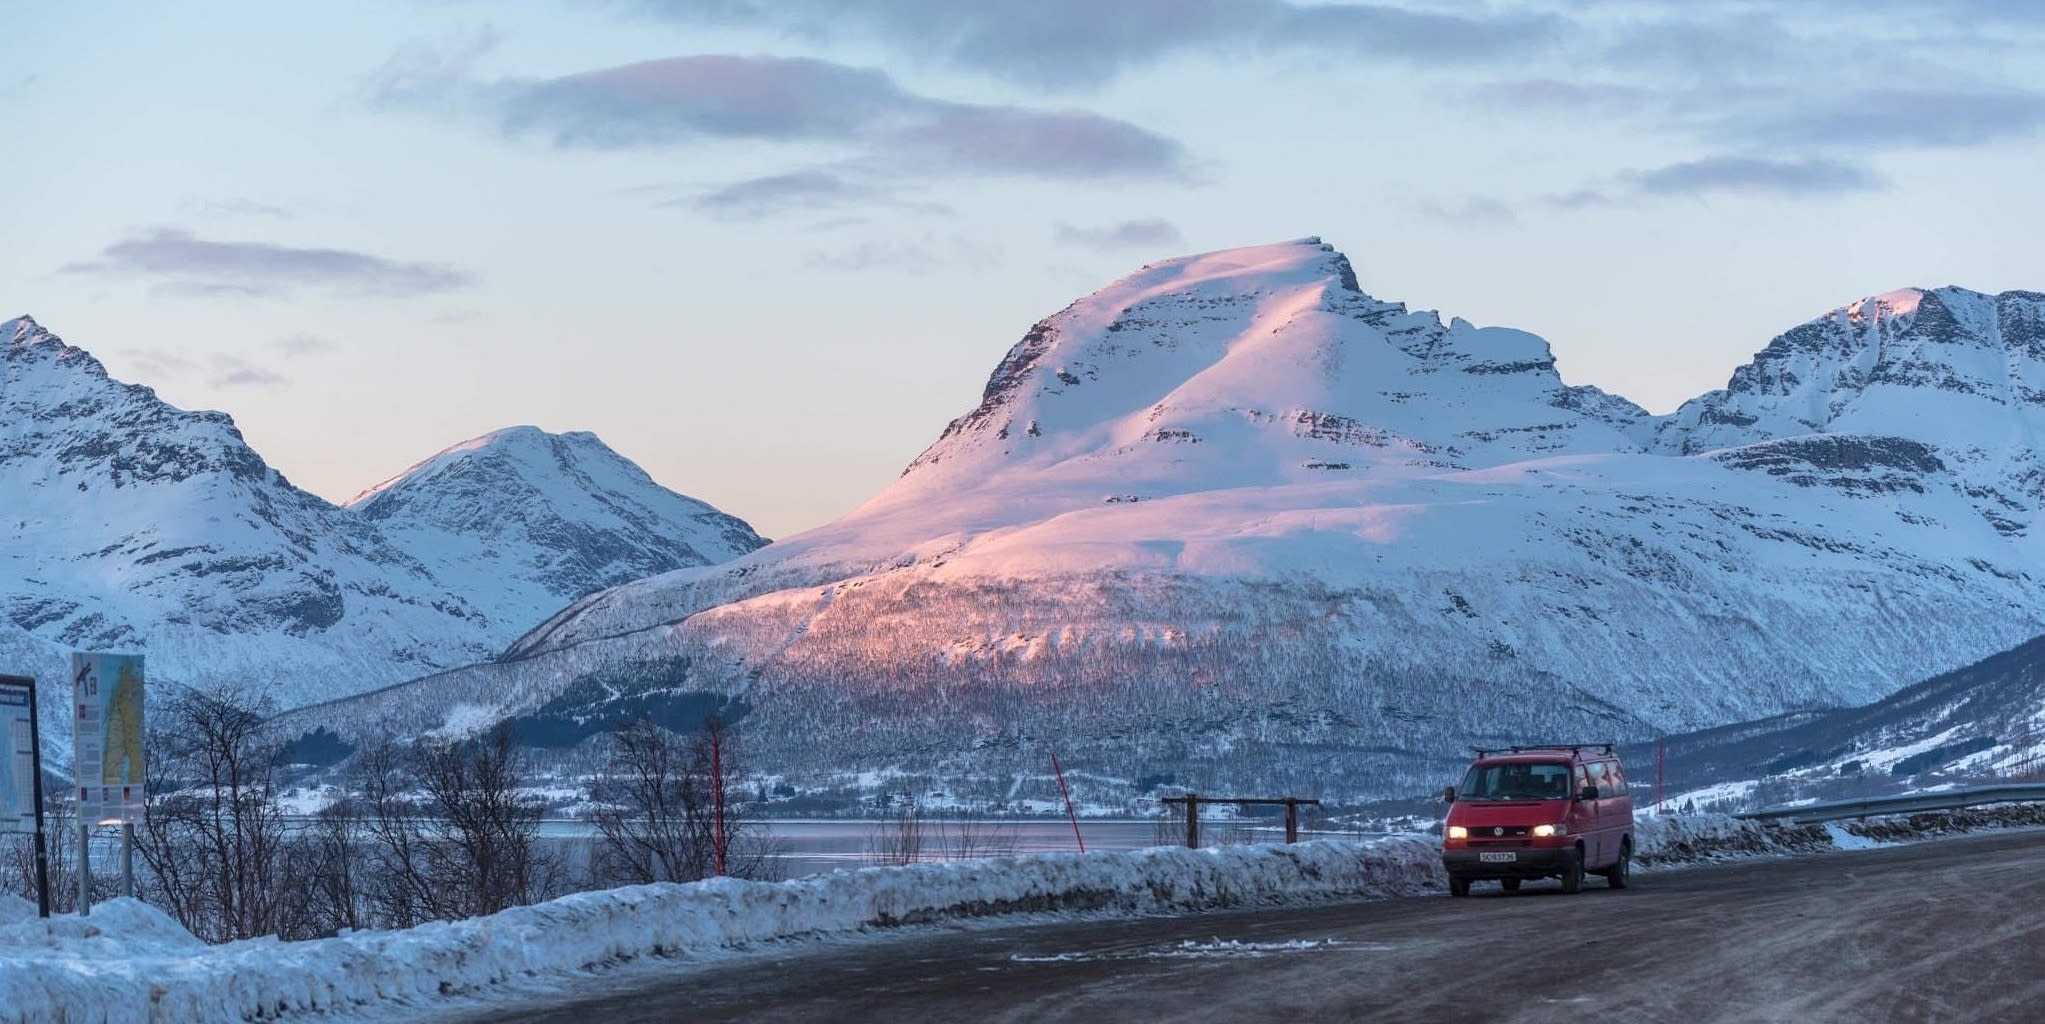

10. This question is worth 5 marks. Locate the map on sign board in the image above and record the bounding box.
[72,653,145,825]
[0,679,32,834]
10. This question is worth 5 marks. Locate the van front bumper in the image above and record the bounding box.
[1442,847,1573,879]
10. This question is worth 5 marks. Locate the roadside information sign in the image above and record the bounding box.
[71,653,145,825]
[0,677,33,833]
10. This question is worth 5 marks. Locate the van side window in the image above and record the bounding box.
[1586,761,1608,796]
[1605,760,1626,795]
[1575,765,1592,795]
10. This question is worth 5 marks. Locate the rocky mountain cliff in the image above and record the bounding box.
[278,238,2045,802]
[0,315,762,752]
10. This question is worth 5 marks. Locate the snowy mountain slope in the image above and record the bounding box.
[505,239,1662,657]
[1627,628,2045,811]
[0,316,494,714]
[346,425,765,629]
[1658,287,2045,538]
[0,316,762,753]
[277,240,2045,802]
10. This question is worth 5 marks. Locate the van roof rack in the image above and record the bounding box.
[1472,743,1615,758]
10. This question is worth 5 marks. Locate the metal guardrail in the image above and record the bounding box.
[1737,783,2045,825]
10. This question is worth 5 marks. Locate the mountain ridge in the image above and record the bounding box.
[273,238,2045,803]
[0,316,764,753]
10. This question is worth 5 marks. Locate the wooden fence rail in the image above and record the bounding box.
[1157,794,1323,848]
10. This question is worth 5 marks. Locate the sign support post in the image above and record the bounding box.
[1,675,52,917]
[77,821,90,917]
[121,823,134,898]
[26,677,50,918]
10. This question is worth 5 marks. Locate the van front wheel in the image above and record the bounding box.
[1449,876,1471,898]
[1559,848,1584,894]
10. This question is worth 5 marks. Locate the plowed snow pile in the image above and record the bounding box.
[1,837,1440,1023]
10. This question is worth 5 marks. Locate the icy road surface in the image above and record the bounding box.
[479,829,2045,1024]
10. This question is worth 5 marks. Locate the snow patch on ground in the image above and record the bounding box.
[1011,937,1377,963]
[0,837,1442,1024]
[1824,823,1888,850]
[0,894,36,927]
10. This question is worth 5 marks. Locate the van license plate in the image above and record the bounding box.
[1479,852,1516,863]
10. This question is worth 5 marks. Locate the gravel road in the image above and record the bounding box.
[483,828,2045,1024]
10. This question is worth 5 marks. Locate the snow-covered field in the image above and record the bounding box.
[7,806,2040,1024]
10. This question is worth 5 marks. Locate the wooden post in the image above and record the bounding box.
[1184,793,1199,849]
[1656,739,1665,815]
[710,726,726,877]
[1284,799,1299,844]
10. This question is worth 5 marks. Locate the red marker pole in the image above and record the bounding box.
[1052,754,1086,853]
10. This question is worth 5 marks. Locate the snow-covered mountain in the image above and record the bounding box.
[346,426,765,632]
[276,240,2045,802]
[0,315,762,751]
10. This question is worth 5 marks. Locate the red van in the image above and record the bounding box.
[1440,744,1634,896]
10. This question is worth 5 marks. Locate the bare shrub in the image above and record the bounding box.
[865,793,926,866]
[591,719,706,884]
[1154,804,1188,847]
[134,684,289,943]
[412,726,561,919]
[1,789,118,912]
[353,733,444,929]
[280,798,368,938]
[934,807,1018,861]
[590,716,778,885]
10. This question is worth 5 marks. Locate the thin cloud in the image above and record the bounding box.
[209,356,290,390]
[1629,156,1885,197]
[494,56,903,146]
[682,170,950,220]
[273,334,336,356]
[885,106,1184,179]
[120,349,198,381]
[634,0,1569,90]
[383,52,1188,182]
[193,198,293,220]
[690,171,882,218]
[1469,79,1658,116]
[1544,189,1619,210]
[1730,89,2045,150]
[62,228,474,298]
[804,235,999,274]
[1415,197,1519,226]
[1053,218,1185,249]
[367,24,499,110]
[118,350,293,390]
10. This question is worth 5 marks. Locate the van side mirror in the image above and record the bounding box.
[1441,786,1456,804]
[1578,785,1600,801]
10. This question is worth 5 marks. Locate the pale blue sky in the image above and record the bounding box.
[6,0,2043,537]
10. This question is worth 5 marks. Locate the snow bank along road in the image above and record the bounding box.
[486,829,2045,1024]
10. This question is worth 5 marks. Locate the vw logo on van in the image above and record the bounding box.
[1492,827,1504,836]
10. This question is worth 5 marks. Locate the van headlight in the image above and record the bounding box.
[1447,826,1468,839]
[1532,824,1565,838]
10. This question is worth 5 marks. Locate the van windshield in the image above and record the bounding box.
[1459,761,1572,801]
